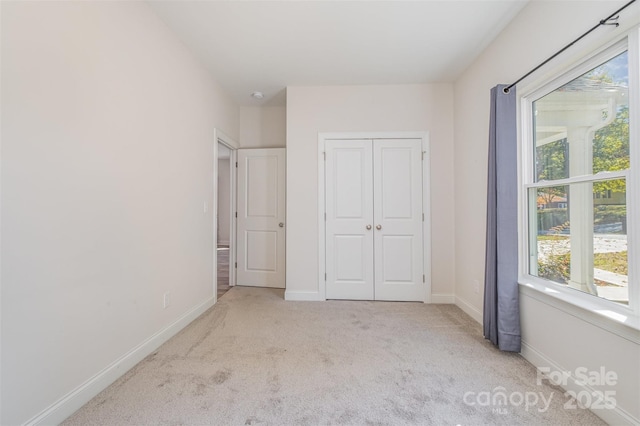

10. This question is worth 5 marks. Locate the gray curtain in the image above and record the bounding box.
[483,84,521,352]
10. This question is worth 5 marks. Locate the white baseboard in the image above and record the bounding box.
[430,293,455,304]
[26,296,217,426]
[455,296,483,324]
[284,291,324,301]
[521,341,639,426]
[285,291,458,303]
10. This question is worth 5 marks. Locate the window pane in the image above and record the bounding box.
[529,179,628,305]
[533,51,629,182]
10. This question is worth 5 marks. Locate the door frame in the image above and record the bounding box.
[213,128,239,302]
[317,131,432,302]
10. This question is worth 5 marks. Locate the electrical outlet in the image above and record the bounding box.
[473,280,480,294]
[163,292,171,309]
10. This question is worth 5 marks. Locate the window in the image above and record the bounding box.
[522,35,638,320]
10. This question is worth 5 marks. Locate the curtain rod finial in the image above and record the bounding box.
[601,15,620,26]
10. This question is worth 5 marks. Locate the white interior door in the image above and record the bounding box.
[325,140,374,300]
[325,139,424,301]
[373,139,424,301]
[236,148,286,288]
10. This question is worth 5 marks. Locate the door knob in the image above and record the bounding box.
[279,222,284,228]
[376,224,382,230]
[366,225,372,230]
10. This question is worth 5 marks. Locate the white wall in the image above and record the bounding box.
[1,2,238,424]
[286,84,455,300]
[239,105,286,148]
[454,1,639,423]
[217,157,231,245]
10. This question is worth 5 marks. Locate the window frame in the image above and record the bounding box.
[518,29,640,332]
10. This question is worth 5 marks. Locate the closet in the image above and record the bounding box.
[324,138,426,301]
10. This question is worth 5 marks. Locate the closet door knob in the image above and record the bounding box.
[366,225,372,230]
[376,224,382,230]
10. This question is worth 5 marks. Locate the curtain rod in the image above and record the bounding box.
[503,0,637,94]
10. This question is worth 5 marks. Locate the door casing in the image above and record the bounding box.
[318,132,432,302]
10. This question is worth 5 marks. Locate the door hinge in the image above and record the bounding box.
[423,274,425,283]
[324,212,327,221]
[323,152,326,161]
[422,213,424,222]
[422,151,425,160]
[235,212,238,218]
[325,273,327,281]
[235,262,238,268]
[235,161,238,168]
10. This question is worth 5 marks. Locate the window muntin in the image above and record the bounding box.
[529,179,628,305]
[527,50,631,306]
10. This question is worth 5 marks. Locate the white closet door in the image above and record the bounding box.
[325,139,424,301]
[236,148,286,288]
[373,139,424,301]
[325,140,374,300]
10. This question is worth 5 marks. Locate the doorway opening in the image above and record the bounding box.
[214,129,238,302]
[217,143,232,299]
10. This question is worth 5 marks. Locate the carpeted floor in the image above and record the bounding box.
[63,287,605,425]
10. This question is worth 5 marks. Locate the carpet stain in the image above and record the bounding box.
[265,346,286,356]
[193,380,207,396]
[268,397,282,407]
[432,392,452,405]
[156,377,171,388]
[157,353,180,369]
[321,353,334,366]
[211,369,231,385]
[95,398,109,407]
[399,368,414,383]
[298,414,320,424]
[392,404,417,422]
[336,408,356,423]
[184,304,229,357]
[267,374,281,393]
[412,392,431,404]
[244,415,262,425]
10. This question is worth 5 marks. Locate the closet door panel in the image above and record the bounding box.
[373,139,424,301]
[325,140,374,300]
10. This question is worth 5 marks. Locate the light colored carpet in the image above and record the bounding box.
[63,287,605,425]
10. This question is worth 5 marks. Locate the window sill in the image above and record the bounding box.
[518,280,640,343]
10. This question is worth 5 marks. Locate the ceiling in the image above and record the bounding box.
[149,1,529,106]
